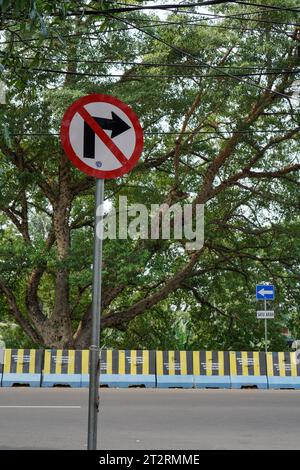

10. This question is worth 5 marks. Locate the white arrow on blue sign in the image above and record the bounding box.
[256,285,275,300]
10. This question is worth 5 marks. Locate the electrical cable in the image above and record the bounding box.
[15,64,300,80]
[8,129,300,137]
[62,1,300,16]
[108,13,299,101]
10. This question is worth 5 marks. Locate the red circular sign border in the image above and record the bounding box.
[60,93,144,179]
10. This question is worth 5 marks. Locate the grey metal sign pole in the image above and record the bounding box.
[87,178,104,450]
[264,298,268,354]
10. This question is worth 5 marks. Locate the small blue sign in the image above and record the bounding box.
[256,284,275,300]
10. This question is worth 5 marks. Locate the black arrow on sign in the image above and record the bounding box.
[83,112,131,159]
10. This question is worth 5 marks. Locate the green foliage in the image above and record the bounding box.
[0,322,37,348]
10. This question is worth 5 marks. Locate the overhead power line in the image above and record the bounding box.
[234,1,300,14]
[13,56,300,72]
[2,1,300,22]
[0,22,295,48]
[150,7,300,28]
[15,64,300,80]
[154,7,300,27]
[19,57,300,72]
[108,14,298,101]
[9,129,300,137]
[0,17,295,45]
[62,1,300,16]
[2,10,300,44]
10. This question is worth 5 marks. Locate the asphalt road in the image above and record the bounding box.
[0,388,300,450]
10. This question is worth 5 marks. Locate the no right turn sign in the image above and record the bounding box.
[60,94,143,179]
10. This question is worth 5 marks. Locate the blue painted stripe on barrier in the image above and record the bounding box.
[1,373,41,387]
[194,376,231,389]
[81,374,89,388]
[230,375,268,389]
[102,374,156,388]
[267,377,300,389]
[81,374,156,388]
[156,375,194,388]
[41,373,81,388]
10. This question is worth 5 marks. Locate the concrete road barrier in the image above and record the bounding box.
[42,349,89,387]
[156,351,194,388]
[2,348,299,390]
[82,349,156,388]
[193,351,231,388]
[267,352,300,389]
[1,349,43,387]
[229,351,268,389]
[96,350,156,388]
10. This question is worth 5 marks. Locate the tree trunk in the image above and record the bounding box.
[42,152,74,348]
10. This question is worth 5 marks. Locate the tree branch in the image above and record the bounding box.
[102,249,204,329]
[0,279,43,344]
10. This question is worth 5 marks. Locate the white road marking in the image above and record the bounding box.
[0,406,81,409]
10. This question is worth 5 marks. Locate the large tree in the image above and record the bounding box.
[0,1,300,348]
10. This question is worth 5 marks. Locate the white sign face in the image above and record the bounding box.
[61,94,143,179]
[69,102,135,172]
[256,310,275,319]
